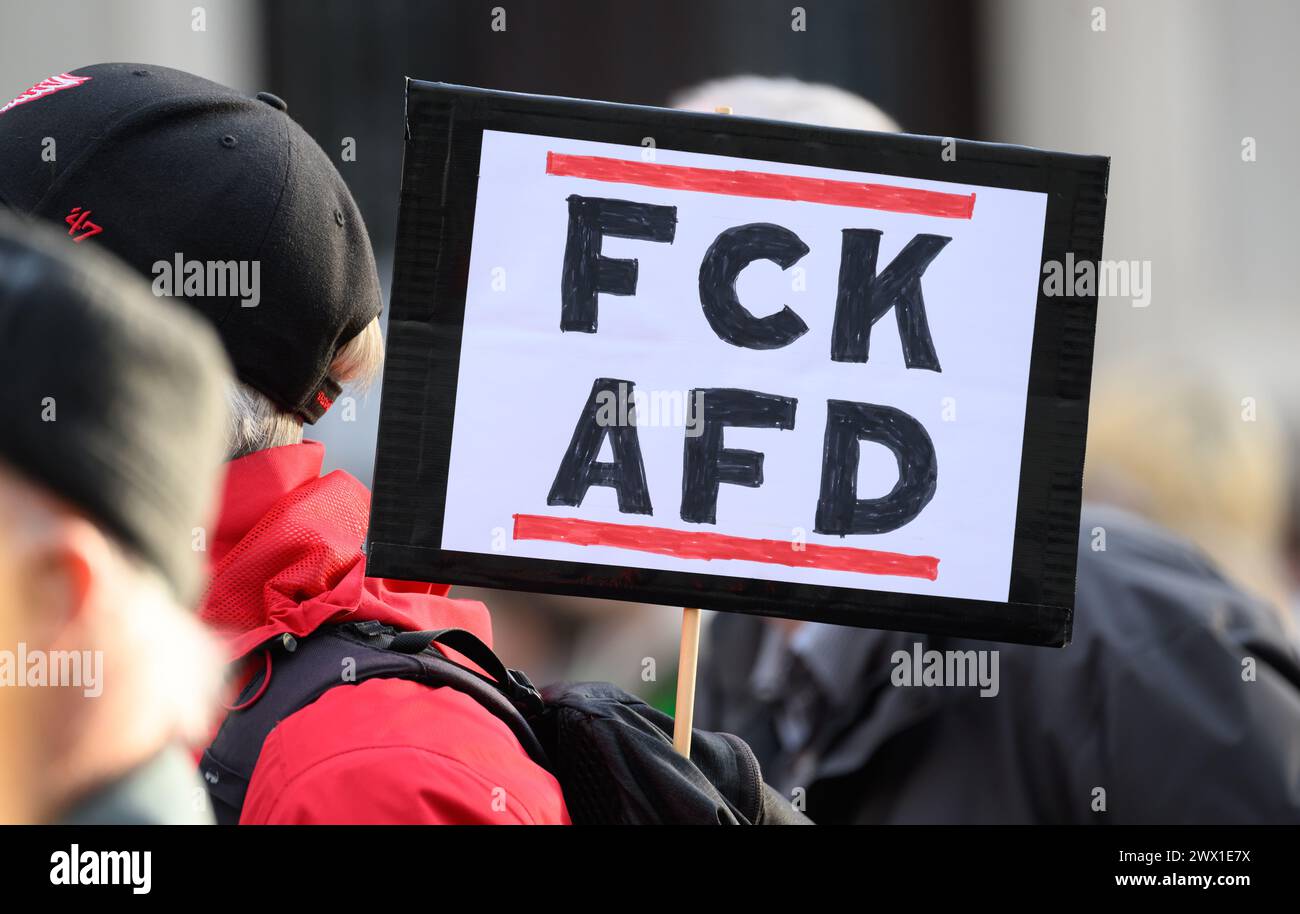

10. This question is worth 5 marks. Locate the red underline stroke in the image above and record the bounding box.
[545,151,975,219]
[512,513,940,580]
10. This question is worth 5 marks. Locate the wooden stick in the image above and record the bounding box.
[673,606,704,757]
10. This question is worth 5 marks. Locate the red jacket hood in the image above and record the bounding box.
[200,441,492,662]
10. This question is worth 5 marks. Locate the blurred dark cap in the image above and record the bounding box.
[0,211,231,602]
[0,62,382,423]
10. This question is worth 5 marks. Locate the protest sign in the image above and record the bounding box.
[367,82,1108,647]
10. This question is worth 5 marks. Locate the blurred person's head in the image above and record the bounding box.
[1085,360,1290,611]
[0,63,385,460]
[0,214,230,822]
[671,74,900,132]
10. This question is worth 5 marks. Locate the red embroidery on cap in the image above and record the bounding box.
[64,207,103,243]
[315,390,334,411]
[0,73,91,117]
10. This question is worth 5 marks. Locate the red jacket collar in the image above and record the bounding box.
[212,442,327,565]
[201,442,492,662]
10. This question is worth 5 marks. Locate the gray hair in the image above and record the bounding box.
[670,75,900,133]
[226,316,384,458]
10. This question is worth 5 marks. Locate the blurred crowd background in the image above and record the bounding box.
[5,0,1297,694]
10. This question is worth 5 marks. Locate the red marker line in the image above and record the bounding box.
[512,513,939,581]
[545,151,975,220]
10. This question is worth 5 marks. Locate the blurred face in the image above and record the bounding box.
[0,466,63,821]
[0,477,25,821]
[0,463,223,823]
[0,463,108,822]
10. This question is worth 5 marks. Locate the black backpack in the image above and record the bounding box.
[200,621,810,825]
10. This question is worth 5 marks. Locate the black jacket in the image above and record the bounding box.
[697,507,1300,823]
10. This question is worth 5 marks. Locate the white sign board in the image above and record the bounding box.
[369,84,1107,646]
[442,129,1046,603]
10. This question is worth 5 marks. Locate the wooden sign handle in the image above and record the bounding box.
[672,606,703,757]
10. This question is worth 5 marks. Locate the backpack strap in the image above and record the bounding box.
[200,622,550,825]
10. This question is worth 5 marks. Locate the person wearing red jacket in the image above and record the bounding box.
[0,62,570,824]
[206,441,568,824]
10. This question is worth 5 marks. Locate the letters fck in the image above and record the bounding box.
[548,194,948,537]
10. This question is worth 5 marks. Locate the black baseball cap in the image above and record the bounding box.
[0,211,231,601]
[0,63,382,423]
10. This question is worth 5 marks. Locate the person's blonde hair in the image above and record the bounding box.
[226,317,384,458]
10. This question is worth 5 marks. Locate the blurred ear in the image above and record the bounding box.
[15,514,98,646]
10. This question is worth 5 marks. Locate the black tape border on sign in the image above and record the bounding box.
[366,81,1108,649]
